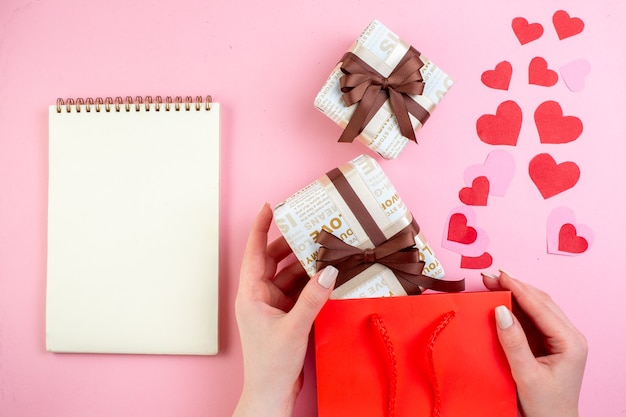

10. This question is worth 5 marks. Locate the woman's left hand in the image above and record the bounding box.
[232,204,337,417]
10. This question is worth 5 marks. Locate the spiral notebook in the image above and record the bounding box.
[46,95,220,355]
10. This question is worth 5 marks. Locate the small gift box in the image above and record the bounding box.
[315,292,517,417]
[314,20,453,160]
[273,154,463,299]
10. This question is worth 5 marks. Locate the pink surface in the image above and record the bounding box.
[1,1,624,416]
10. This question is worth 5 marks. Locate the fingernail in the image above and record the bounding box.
[498,269,513,278]
[260,202,270,212]
[318,266,338,289]
[481,272,499,280]
[495,305,514,330]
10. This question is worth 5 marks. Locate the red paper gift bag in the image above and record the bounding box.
[315,291,516,417]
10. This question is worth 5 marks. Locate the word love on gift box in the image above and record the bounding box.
[314,20,453,159]
[315,292,517,417]
[273,155,464,299]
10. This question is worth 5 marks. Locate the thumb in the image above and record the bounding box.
[288,266,337,328]
[495,305,538,379]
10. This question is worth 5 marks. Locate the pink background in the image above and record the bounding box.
[1,0,624,416]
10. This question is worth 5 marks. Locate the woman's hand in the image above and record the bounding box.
[232,204,337,417]
[483,271,588,417]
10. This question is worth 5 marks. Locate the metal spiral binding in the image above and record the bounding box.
[56,95,212,113]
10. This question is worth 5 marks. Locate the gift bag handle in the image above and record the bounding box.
[427,311,456,417]
[372,314,399,417]
[371,311,457,417]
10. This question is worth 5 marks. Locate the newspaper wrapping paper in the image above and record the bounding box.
[273,154,445,299]
[314,20,454,160]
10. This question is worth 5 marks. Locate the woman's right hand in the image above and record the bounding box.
[483,270,588,417]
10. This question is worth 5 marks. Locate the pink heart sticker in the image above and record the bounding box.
[559,59,591,92]
[442,206,490,257]
[464,150,516,197]
[546,207,594,256]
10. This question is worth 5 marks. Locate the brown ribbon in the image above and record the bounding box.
[316,168,465,295]
[338,47,431,144]
[316,227,464,295]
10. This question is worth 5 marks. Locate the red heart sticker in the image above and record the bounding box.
[447,213,478,244]
[476,100,522,146]
[481,61,512,90]
[529,153,580,199]
[547,207,594,256]
[512,17,544,45]
[534,100,583,144]
[459,176,490,206]
[460,252,493,269]
[553,10,584,40]
[529,57,558,87]
[558,223,589,253]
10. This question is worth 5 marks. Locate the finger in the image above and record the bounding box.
[286,277,309,306]
[240,203,273,284]
[494,305,539,380]
[481,272,504,291]
[287,266,337,332]
[266,235,294,264]
[267,285,298,312]
[497,271,582,356]
[272,260,308,295]
[483,271,550,356]
[498,271,574,332]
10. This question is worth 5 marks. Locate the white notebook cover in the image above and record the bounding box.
[46,98,220,355]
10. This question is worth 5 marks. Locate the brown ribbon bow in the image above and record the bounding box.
[316,225,465,295]
[338,48,430,144]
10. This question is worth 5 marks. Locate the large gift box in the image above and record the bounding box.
[273,154,463,299]
[314,20,454,159]
[315,292,517,417]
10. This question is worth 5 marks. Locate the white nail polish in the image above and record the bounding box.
[495,305,514,330]
[498,269,513,278]
[318,266,338,289]
[481,272,499,280]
